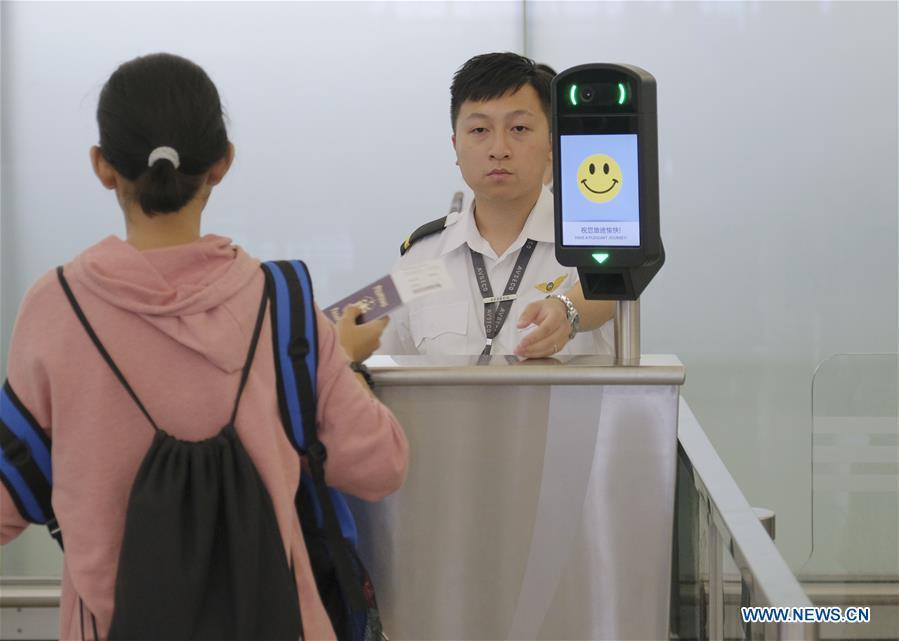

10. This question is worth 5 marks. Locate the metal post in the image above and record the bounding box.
[752,508,776,541]
[615,299,641,364]
[708,516,724,641]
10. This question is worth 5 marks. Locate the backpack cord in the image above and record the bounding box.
[78,598,99,641]
[228,284,270,426]
[57,267,161,432]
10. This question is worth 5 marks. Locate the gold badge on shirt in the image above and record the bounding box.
[535,274,568,293]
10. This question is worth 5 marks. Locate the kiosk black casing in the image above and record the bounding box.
[552,63,665,300]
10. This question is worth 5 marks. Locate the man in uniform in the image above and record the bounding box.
[379,52,615,358]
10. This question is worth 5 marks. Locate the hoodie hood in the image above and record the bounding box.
[70,234,261,373]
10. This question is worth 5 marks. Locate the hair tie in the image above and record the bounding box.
[148,146,180,169]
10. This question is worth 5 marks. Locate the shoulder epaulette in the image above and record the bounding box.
[400,216,448,256]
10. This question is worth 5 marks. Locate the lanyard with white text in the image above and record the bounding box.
[469,238,538,356]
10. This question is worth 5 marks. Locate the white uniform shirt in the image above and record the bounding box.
[379,188,614,356]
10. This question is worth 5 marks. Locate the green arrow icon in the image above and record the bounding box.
[592,253,609,264]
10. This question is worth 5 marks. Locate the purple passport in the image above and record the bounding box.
[323,275,403,324]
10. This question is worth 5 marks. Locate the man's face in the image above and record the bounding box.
[452,84,551,204]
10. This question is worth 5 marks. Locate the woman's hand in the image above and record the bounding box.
[336,305,389,363]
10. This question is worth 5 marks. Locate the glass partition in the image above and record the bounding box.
[802,353,898,639]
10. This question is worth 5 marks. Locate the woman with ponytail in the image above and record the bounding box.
[0,53,407,640]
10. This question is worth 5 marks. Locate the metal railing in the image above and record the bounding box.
[673,397,816,641]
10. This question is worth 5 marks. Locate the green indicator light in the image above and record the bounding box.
[569,84,578,106]
[617,82,627,105]
[593,253,610,264]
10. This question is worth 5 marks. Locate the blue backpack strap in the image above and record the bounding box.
[0,381,62,548]
[263,260,318,452]
[262,260,366,611]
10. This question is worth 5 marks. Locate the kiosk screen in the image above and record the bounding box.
[559,133,640,247]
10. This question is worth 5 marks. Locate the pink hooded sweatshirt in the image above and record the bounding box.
[0,234,408,640]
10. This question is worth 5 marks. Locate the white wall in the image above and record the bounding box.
[1,0,897,577]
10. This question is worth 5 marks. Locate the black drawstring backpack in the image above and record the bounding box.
[59,266,302,640]
[0,261,382,641]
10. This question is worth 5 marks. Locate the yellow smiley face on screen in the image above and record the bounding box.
[577,154,623,204]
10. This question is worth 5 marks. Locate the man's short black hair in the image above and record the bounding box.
[450,52,552,131]
[535,63,557,78]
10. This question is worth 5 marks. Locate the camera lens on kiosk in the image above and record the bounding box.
[579,86,595,102]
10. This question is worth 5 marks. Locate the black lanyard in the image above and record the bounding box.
[469,239,538,356]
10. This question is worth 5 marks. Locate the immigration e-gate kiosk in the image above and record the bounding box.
[553,63,665,364]
[350,64,680,639]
